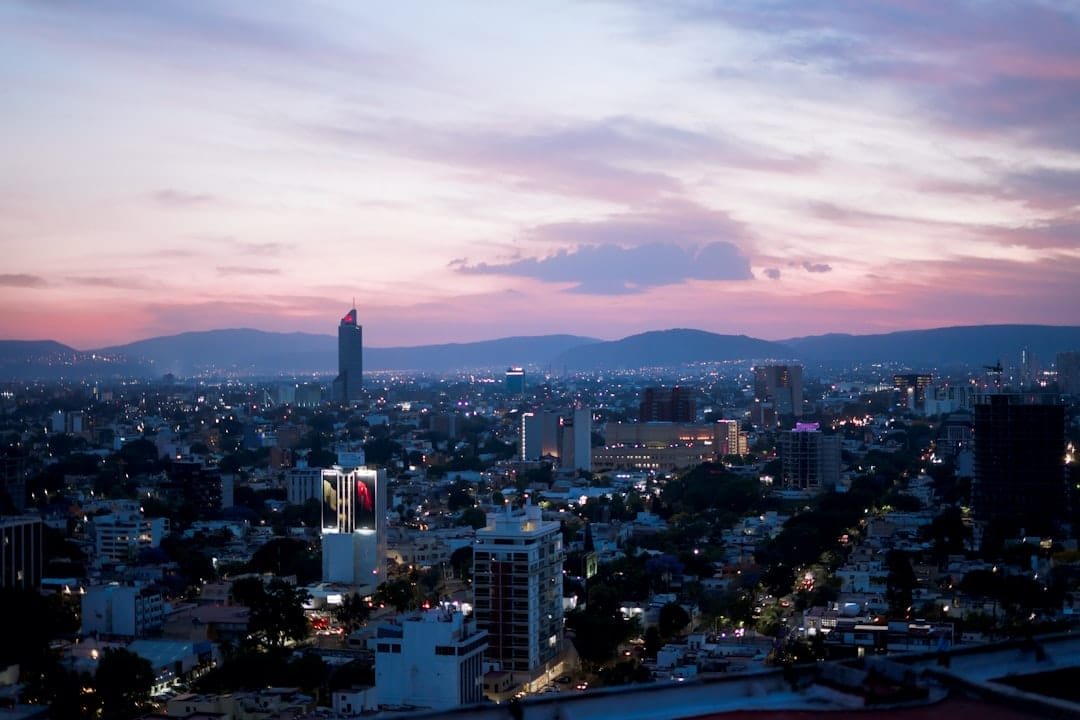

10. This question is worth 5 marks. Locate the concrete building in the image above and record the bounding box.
[505,367,525,395]
[369,607,487,710]
[779,423,841,492]
[1058,350,1080,395]
[473,503,564,683]
[893,373,933,412]
[91,513,170,563]
[81,583,165,637]
[0,515,42,590]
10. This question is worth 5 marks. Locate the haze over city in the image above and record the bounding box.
[2,1,1079,349]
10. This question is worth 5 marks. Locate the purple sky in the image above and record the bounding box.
[2,1,1078,349]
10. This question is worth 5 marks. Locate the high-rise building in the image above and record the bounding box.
[1058,351,1080,395]
[893,374,933,411]
[559,408,592,472]
[370,607,488,709]
[1,515,42,590]
[505,367,525,395]
[332,307,364,404]
[779,423,840,492]
[639,386,696,423]
[473,503,564,682]
[321,466,387,591]
[91,513,170,563]
[519,412,542,461]
[754,365,804,417]
[973,394,1065,538]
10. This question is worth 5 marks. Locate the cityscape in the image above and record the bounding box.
[3,2,1080,720]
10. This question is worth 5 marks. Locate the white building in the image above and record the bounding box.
[321,466,387,591]
[473,502,564,682]
[369,607,487,710]
[91,513,170,562]
[287,466,323,506]
[81,583,164,637]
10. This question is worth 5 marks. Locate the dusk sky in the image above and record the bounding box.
[2,1,1079,350]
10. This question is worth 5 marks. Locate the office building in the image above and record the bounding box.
[168,460,223,520]
[639,386,696,423]
[332,307,364,404]
[505,367,525,395]
[716,419,748,457]
[370,607,487,710]
[1,515,42,590]
[559,408,592,472]
[973,394,1065,538]
[754,365,804,417]
[893,374,933,412]
[321,466,387,591]
[473,503,564,683]
[779,423,840,492]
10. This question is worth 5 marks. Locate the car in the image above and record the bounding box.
[555,675,571,684]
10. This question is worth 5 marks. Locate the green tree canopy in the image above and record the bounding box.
[95,647,154,720]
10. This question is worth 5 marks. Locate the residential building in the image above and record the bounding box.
[473,503,564,683]
[82,583,165,637]
[91,513,170,563]
[779,423,841,492]
[639,386,696,423]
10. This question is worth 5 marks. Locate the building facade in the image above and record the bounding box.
[473,504,564,680]
[639,386,696,423]
[82,583,165,637]
[91,513,170,563]
[0,515,42,590]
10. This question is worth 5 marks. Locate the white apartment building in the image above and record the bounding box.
[91,513,170,562]
[82,583,164,637]
[472,503,564,681]
[370,607,487,710]
[286,466,323,505]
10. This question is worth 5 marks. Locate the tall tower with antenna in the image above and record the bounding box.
[332,305,363,404]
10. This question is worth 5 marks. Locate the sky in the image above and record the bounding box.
[2,0,1079,350]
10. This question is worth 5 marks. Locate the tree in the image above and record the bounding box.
[449,545,473,581]
[96,647,154,720]
[457,506,487,530]
[885,550,916,617]
[232,578,312,649]
[658,602,691,639]
[333,592,372,636]
[373,577,420,613]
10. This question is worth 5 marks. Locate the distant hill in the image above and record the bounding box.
[782,325,1080,368]
[93,329,599,375]
[3,324,1080,379]
[554,329,795,370]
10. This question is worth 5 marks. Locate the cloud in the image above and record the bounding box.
[456,241,752,294]
[216,266,281,276]
[0,274,46,288]
[152,189,215,207]
[801,262,832,273]
[66,276,146,289]
[763,268,781,280]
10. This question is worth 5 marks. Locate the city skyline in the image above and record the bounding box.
[3,1,1079,349]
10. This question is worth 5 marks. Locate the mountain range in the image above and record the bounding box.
[2,324,1079,380]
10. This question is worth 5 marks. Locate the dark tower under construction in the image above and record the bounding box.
[333,307,363,404]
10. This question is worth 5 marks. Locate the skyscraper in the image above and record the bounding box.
[754,365,804,417]
[321,466,387,591]
[332,307,363,404]
[973,394,1065,539]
